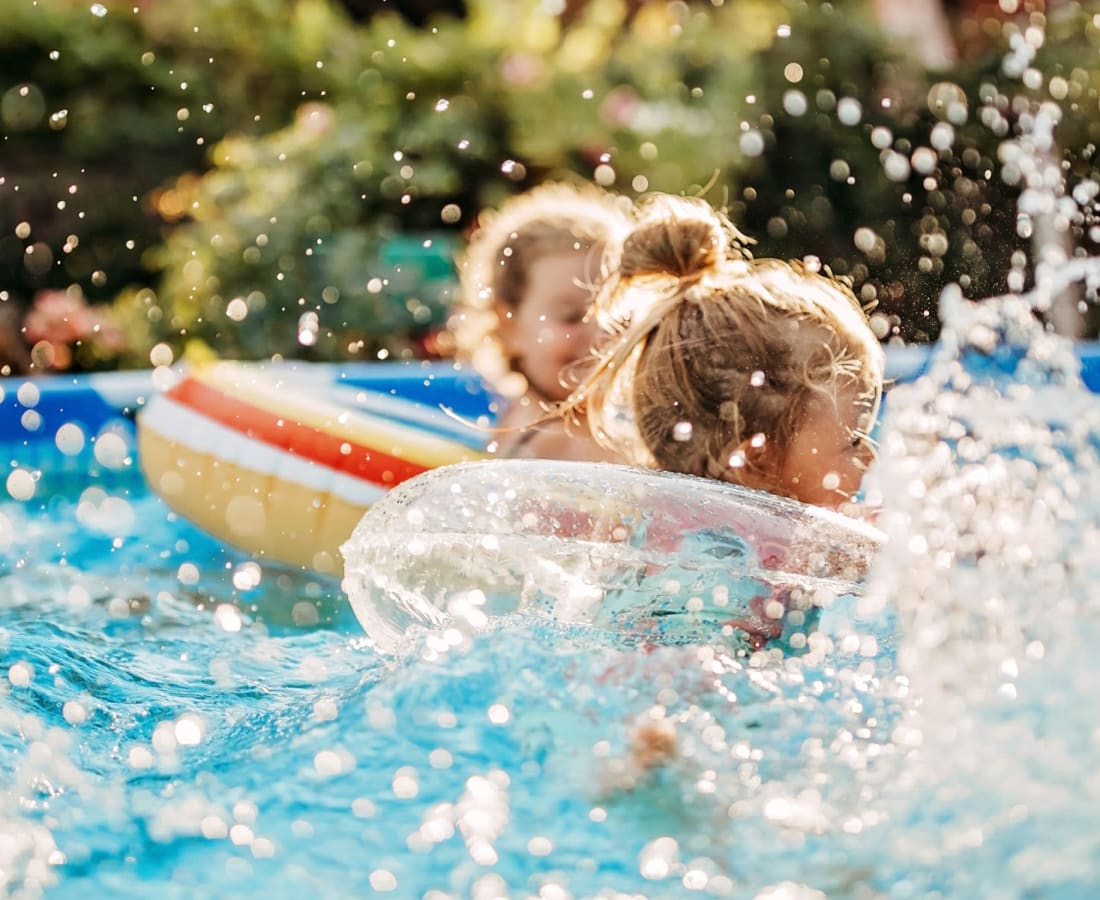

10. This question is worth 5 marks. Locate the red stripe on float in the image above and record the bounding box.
[167,376,428,488]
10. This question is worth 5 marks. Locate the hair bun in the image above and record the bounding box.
[618,195,732,281]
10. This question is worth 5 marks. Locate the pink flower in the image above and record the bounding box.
[24,290,97,345]
[22,289,124,372]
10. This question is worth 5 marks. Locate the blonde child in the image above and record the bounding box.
[567,192,884,511]
[452,183,631,460]
[557,193,886,778]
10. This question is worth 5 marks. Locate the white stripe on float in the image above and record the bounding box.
[140,395,387,506]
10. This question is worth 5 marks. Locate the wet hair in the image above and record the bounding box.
[451,182,629,398]
[565,193,884,494]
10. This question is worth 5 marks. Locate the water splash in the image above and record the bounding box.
[859,265,1100,893]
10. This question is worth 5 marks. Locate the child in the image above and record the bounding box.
[565,192,884,511]
[557,193,886,777]
[452,182,631,460]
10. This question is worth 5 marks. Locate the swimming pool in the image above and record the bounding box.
[2,344,1099,898]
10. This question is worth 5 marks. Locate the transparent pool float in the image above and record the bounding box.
[341,459,883,655]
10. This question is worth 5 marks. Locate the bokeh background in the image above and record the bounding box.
[1,0,1097,374]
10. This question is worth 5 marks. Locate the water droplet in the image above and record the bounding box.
[836,97,862,126]
[739,130,765,157]
[783,90,808,117]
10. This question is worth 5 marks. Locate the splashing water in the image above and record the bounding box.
[856,282,1100,892]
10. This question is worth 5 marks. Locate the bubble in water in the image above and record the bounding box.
[672,421,693,442]
[174,715,205,746]
[231,562,262,591]
[76,488,135,536]
[128,746,154,769]
[351,798,376,818]
[6,469,35,501]
[392,767,419,798]
[312,697,339,722]
[62,700,88,725]
[639,836,679,880]
[20,410,41,433]
[214,604,243,633]
[93,432,129,469]
[8,662,33,686]
[16,382,39,408]
[55,422,86,456]
[177,562,200,585]
[292,601,320,626]
[369,870,397,892]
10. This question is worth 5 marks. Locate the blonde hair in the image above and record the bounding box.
[566,193,884,494]
[451,182,629,398]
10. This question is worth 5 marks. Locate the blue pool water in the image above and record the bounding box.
[0,485,901,897]
[1,346,1099,897]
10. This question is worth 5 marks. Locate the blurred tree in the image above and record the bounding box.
[2,0,1097,368]
[0,0,355,344]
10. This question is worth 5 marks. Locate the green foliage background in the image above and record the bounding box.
[1,0,1098,368]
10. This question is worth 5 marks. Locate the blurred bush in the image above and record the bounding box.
[1,0,1097,369]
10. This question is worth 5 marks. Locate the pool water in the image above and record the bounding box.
[1,328,1099,898]
[0,472,907,898]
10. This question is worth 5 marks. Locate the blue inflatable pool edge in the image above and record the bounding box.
[0,360,497,449]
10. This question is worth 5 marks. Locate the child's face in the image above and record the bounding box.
[771,381,877,509]
[498,250,602,403]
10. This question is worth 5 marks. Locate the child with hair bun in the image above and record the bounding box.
[559,193,885,780]
[568,192,884,510]
[452,182,631,460]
